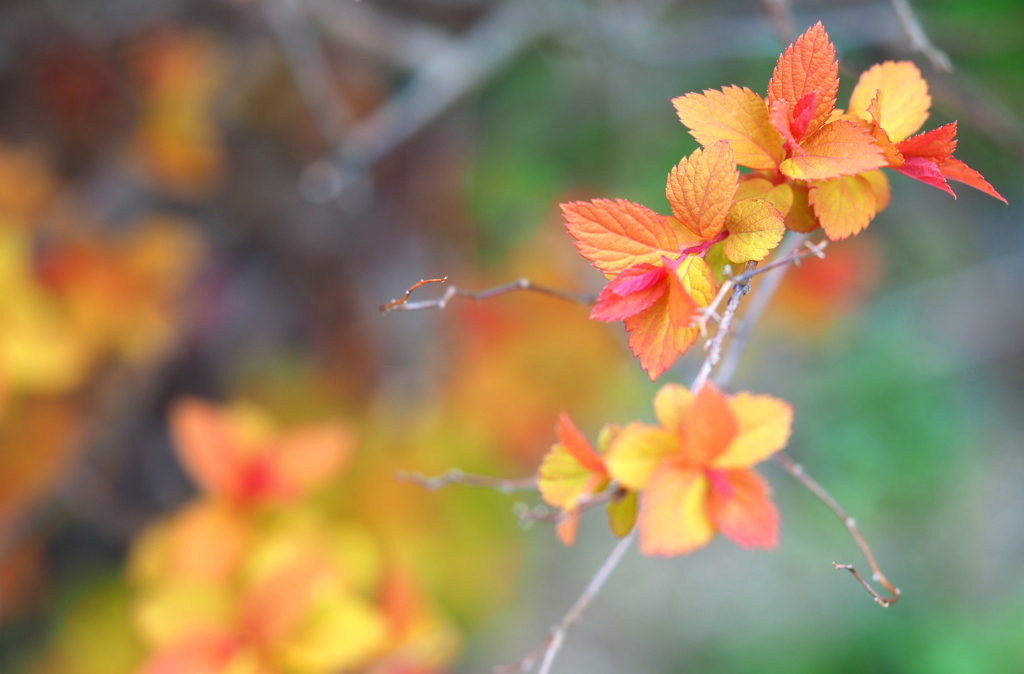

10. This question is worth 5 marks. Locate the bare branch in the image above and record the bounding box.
[380,277,597,313]
[317,2,552,201]
[689,236,824,391]
[515,489,617,527]
[378,276,448,312]
[773,453,901,607]
[690,262,755,393]
[890,0,952,72]
[713,233,812,387]
[729,239,827,285]
[494,528,638,674]
[395,469,537,493]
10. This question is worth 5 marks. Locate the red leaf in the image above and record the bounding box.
[590,264,668,322]
[940,158,1007,203]
[896,122,957,160]
[707,469,779,549]
[790,92,817,140]
[894,155,956,198]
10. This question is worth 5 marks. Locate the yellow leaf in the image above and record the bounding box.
[713,394,793,469]
[809,175,878,240]
[538,444,606,509]
[638,466,714,556]
[273,595,389,673]
[607,490,639,538]
[604,424,678,491]
[848,61,930,142]
[653,383,695,434]
[673,86,783,171]
[783,182,819,233]
[860,169,891,212]
[722,198,786,263]
[133,582,236,648]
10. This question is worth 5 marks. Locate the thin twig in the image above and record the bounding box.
[713,233,811,387]
[690,261,756,393]
[773,453,901,607]
[380,277,597,313]
[890,0,952,72]
[515,489,617,526]
[730,239,827,285]
[395,469,537,493]
[379,277,448,312]
[494,528,638,674]
[693,240,827,336]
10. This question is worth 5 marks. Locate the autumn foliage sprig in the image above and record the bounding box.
[391,20,1005,674]
[562,22,1004,380]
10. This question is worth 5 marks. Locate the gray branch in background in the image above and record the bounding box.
[313,0,553,204]
[262,0,355,145]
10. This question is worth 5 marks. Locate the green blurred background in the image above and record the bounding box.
[0,0,1022,672]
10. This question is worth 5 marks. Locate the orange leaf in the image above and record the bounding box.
[624,295,693,381]
[767,22,838,138]
[809,175,878,240]
[682,384,736,466]
[722,198,785,263]
[940,158,1007,203]
[604,423,679,491]
[561,199,679,278]
[780,120,886,181]
[138,630,248,674]
[169,399,242,500]
[556,413,607,476]
[848,61,930,142]
[713,394,793,469]
[638,464,714,556]
[672,86,783,171]
[623,256,715,380]
[265,423,352,500]
[666,140,738,239]
[707,469,779,549]
[556,509,581,546]
[666,267,699,329]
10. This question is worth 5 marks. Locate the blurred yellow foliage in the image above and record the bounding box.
[133,28,226,197]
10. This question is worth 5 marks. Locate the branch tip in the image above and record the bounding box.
[777,453,900,608]
[380,276,596,313]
